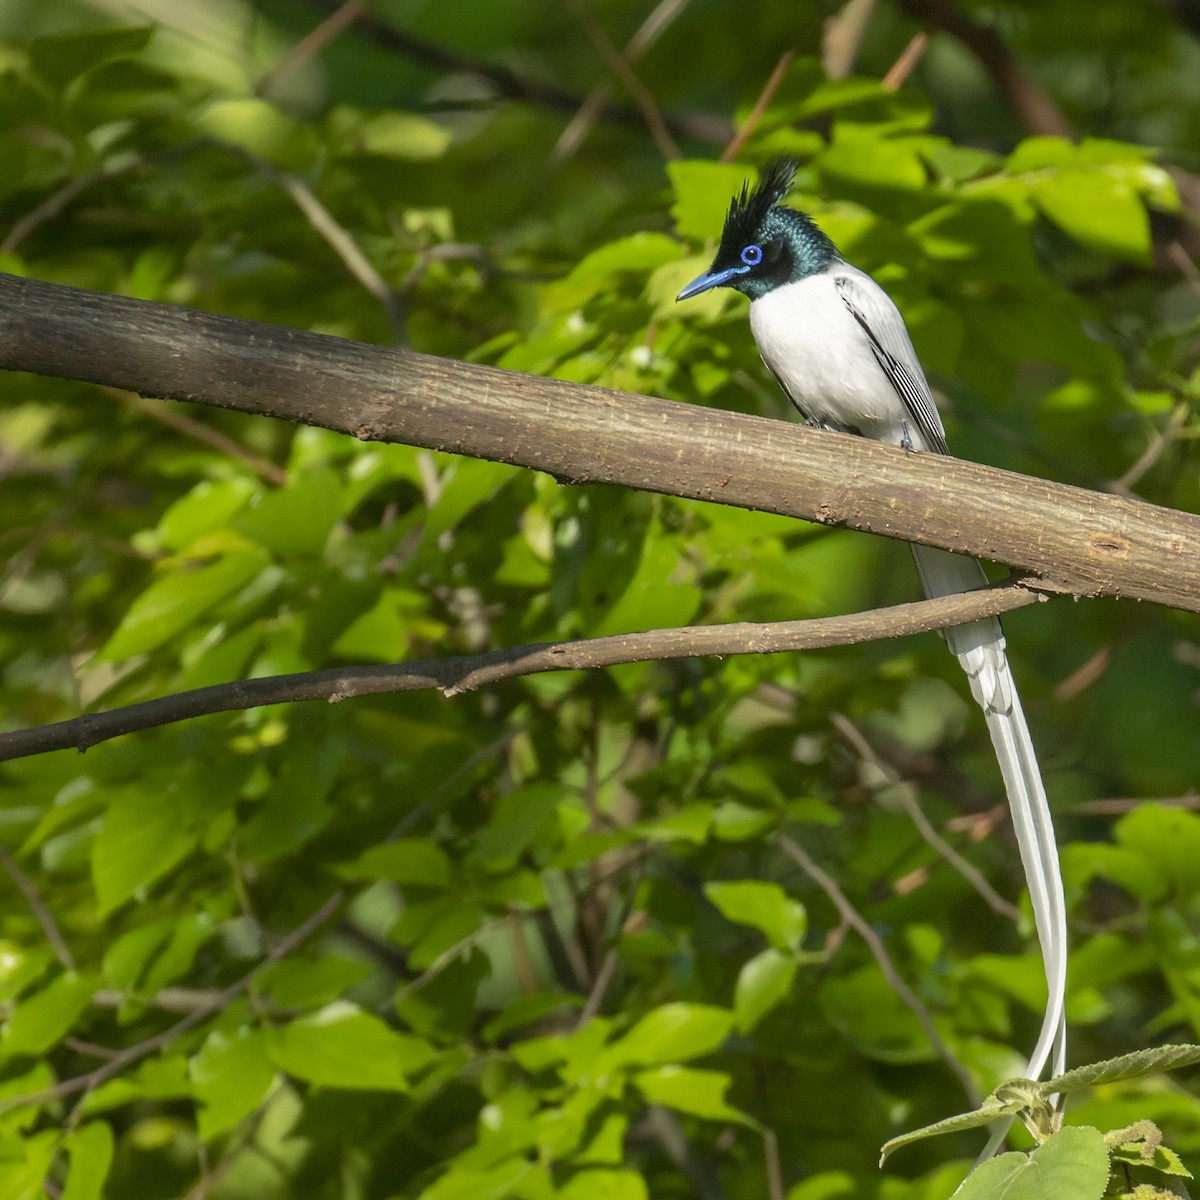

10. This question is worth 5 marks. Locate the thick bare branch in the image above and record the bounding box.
[0,584,1040,762]
[0,273,1195,614]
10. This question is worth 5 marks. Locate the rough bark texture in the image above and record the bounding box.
[1,271,1196,612]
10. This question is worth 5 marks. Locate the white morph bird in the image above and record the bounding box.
[677,159,1067,1106]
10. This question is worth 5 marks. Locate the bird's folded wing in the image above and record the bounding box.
[833,267,949,456]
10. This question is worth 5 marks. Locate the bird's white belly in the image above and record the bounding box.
[749,275,905,446]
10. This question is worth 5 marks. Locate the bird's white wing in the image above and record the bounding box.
[832,265,949,455]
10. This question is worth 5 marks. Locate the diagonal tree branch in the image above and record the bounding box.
[0,583,1042,763]
[0,272,1194,615]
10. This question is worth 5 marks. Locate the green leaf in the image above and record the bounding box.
[669,160,756,242]
[569,233,684,284]
[92,785,202,915]
[419,1157,538,1200]
[819,965,937,1063]
[235,467,343,557]
[601,1003,734,1069]
[734,948,798,1033]
[266,1001,434,1092]
[61,1121,115,1200]
[156,478,257,552]
[2,971,97,1056]
[634,1066,750,1124]
[82,1055,191,1114]
[328,106,451,161]
[820,126,927,192]
[0,1129,56,1200]
[558,1169,648,1200]
[100,534,270,660]
[237,736,344,860]
[953,1126,1110,1200]
[879,1097,1026,1164]
[338,838,453,886]
[1042,1044,1200,1097]
[101,918,176,992]
[1033,169,1151,263]
[194,98,315,168]
[1115,805,1200,898]
[29,26,154,88]
[704,880,806,951]
[468,783,561,871]
[190,1028,276,1140]
[710,801,775,842]
[786,1173,856,1200]
[256,955,372,1009]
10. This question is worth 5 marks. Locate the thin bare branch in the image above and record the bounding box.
[1053,644,1112,701]
[0,890,344,1116]
[881,31,929,91]
[112,390,288,486]
[822,0,879,80]
[763,1127,784,1200]
[720,50,797,164]
[779,833,981,1107]
[256,0,367,97]
[897,0,1076,137]
[549,0,693,167]
[0,845,76,970]
[0,583,1042,763]
[829,713,1021,921]
[564,0,681,159]
[0,159,145,254]
[270,170,406,342]
[1107,402,1190,497]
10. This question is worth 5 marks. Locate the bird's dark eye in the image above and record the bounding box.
[740,243,763,267]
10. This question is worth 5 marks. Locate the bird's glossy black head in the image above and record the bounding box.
[677,159,840,303]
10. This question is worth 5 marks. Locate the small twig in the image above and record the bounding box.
[271,171,407,342]
[1165,240,1200,292]
[897,0,1075,137]
[720,50,797,164]
[822,0,879,80]
[0,891,344,1115]
[256,0,367,97]
[182,1108,267,1200]
[763,1127,784,1200]
[63,1037,122,1061]
[1053,644,1112,701]
[1107,402,1190,497]
[1,160,145,254]
[0,583,1043,763]
[0,844,75,971]
[645,1106,726,1200]
[564,0,681,160]
[1070,794,1200,815]
[305,0,731,144]
[881,31,929,90]
[111,391,288,487]
[548,0,693,167]
[779,834,981,1107]
[829,713,1021,920]
[387,727,520,841]
[576,947,619,1027]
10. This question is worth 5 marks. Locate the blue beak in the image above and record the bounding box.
[676,264,749,301]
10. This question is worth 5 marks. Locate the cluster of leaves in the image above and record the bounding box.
[0,3,1198,1199]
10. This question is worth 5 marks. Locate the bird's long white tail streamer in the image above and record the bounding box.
[911,543,1068,1089]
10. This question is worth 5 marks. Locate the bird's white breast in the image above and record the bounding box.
[749,273,908,446]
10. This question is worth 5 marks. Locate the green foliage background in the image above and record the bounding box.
[0,1,1198,1198]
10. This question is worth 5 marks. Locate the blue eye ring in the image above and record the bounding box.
[740,243,763,267]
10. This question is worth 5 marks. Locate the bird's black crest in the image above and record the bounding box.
[720,158,799,250]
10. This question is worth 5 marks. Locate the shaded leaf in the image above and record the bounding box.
[267,1002,434,1092]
